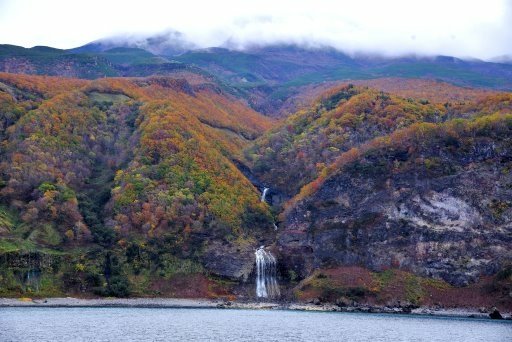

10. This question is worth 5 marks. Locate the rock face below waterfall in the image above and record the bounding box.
[280,116,512,287]
[200,241,256,281]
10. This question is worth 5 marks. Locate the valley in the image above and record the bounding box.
[0,41,511,313]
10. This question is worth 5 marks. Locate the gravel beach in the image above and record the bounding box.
[1,297,510,320]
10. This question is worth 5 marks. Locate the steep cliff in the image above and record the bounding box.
[280,114,512,289]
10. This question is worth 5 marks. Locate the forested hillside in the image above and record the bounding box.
[0,73,274,297]
[0,71,511,309]
[247,85,448,198]
[2,43,512,117]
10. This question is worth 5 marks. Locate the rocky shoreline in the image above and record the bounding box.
[1,297,510,320]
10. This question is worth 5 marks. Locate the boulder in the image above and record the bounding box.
[489,308,503,320]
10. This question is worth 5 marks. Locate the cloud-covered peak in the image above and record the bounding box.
[0,0,511,60]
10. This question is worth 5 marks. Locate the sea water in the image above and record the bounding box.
[0,307,510,342]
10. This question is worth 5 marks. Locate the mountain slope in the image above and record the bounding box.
[0,71,511,309]
[175,45,512,114]
[3,41,512,117]
[0,73,275,297]
[0,44,202,79]
[249,85,512,307]
[69,30,196,56]
[280,113,512,289]
[246,85,448,199]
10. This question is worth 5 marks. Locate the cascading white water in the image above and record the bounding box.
[261,187,269,202]
[256,189,279,298]
[255,246,280,299]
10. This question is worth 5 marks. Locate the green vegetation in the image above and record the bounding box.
[87,91,131,104]
[99,48,168,66]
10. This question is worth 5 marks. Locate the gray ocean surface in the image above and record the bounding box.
[0,307,511,342]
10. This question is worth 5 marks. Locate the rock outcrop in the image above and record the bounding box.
[280,116,512,286]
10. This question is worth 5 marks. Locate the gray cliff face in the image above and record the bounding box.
[200,241,256,282]
[280,135,512,286]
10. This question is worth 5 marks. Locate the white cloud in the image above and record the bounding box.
[0,0,510,60]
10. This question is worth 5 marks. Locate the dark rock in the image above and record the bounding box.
[369,306,383,313]
[402,306,412,314]
[200,241,255,281]
[335,297,351,307]
[489,308,503,320]
[279,147,512,287]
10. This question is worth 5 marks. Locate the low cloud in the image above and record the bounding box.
[0,0,511,60]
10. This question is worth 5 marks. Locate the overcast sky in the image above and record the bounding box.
[0,0,511,60]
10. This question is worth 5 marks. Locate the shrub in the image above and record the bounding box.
[107,275,130,297]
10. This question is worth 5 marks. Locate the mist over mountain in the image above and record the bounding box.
[69,30,197,56]
[2,34,512,119]
[1,0,511,60]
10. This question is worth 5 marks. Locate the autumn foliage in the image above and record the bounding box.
[246,84,448,197]
[285,111,512,215]
[0,73,274,249]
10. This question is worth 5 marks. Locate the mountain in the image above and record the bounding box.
[251,86,512,307]
[0,44,205,79]
[0,72,275,297]
[68,30,196,56]
[279,111,512,304]
[1,71,511,310]
[174,45,512,115]
[246,82,506,199]
[490,55,512,64]
[2,40,512,117]
[1,34,512,310]
[247,85,449,199]
[0,44,118,78]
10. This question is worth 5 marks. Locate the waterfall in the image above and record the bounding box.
[261,187,269,202]
[256,188,280,298]
[255,246,280,299]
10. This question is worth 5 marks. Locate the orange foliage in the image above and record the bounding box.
[351,78,497,104]
[285,112,512,212]
[0,73,275,246]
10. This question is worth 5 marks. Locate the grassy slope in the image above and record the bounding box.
[0,45,184,79]
[295,266,512,309]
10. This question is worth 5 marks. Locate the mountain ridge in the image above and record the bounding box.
[2,40,512,117]
[0,43,511,309]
